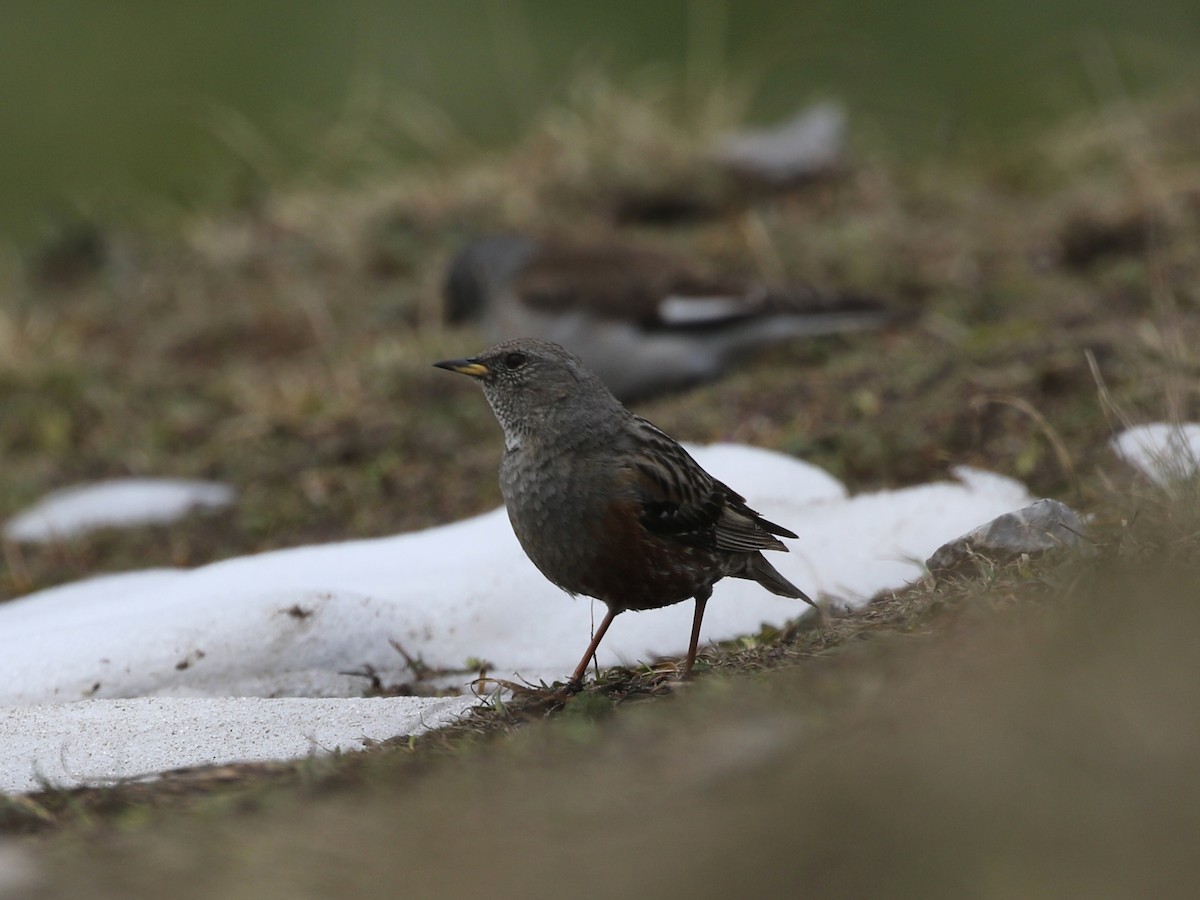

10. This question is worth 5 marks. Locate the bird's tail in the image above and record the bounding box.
[741,553,816,607]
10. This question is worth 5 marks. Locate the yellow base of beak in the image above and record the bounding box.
[434,360,489,377]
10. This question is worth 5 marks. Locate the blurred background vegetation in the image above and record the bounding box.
[4,6,1200,892]
[1,0,1197,241]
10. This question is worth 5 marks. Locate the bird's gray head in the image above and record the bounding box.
[443,234,538,324]
[434,338,626,447]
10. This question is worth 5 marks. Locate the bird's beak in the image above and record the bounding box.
[433,358,489,378]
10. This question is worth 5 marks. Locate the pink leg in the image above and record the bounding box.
[568,607,619,687]
[682,593,710,679]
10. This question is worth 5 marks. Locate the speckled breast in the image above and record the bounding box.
[500,445,723,612]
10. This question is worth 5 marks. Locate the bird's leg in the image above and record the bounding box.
[681,588,712,679]
[567,606,619,689]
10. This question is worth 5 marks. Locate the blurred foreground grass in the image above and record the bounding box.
[27,552,1200,898]
[1,79,1199,894]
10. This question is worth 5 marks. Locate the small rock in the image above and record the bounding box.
[926,499,1085,574]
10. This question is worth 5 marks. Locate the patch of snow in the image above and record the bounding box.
[683,442,847,508]
[0,695,476,794]
[4,478,235,543]
[1111,423,1200,486]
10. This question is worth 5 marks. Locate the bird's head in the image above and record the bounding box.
[434,338,624,446]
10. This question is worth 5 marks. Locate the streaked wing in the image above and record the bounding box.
[621,418,793,553]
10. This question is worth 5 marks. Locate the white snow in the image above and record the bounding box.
[0,696,475,795]
[4,478,235,542]
[0,443,1037,794]
[1111,423,1200,486]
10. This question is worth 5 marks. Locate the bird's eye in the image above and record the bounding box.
[503,352,528,370]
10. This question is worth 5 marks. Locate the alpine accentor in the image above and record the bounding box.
[444,233,892,400]
[435,338,814,687]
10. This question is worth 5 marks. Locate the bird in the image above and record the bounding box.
[434,337,815,688]
[443,233,893,400]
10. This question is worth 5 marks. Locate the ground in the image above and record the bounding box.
[1,81,1199,895]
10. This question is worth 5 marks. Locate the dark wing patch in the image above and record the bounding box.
[711,487,792,552]
[627,434,723,547]
[622,419,793,553]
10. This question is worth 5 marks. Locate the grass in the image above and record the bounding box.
[2,79,1200,894]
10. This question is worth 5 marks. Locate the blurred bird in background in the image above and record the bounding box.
[443,233,895,400]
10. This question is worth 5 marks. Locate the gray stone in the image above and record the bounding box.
[926,499,1085,574]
